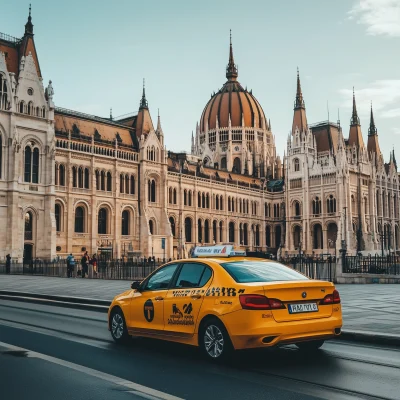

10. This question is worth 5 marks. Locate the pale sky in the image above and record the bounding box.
[2,0,400,161]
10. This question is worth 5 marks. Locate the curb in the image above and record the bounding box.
[339,330,400,347]
[0,291,110,313]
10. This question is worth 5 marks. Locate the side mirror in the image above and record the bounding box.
[131,281,141,291]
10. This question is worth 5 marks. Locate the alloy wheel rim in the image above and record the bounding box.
[204,324,224,358]
[111,313,124,339]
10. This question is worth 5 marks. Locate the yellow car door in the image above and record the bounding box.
[129,263,180,336]
[164,262,213,337]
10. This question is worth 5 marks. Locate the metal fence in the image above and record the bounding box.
[282,257,336,282]
[0,259,161,281]
[343,255,400,275]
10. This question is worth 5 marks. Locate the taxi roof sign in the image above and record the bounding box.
[192,245,246,258]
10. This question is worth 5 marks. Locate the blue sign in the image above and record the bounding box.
[161,238,165,250]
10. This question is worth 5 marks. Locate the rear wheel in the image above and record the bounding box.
[110,308,129,344]
[296,340,324,351]
[199,318,232,361]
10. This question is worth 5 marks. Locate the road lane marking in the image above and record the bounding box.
[0,341,184,400]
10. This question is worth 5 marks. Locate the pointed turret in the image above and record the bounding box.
[368,103,377,136]
[393,148,397,169]
[226,30,238,82]
[139,78,148,110]
[291,68,308,134]
[348,89,365,149]
[134,79,154,137]
[367,103,381,162]
[25,4,34,35]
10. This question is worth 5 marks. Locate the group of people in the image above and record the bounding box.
[66,252,98,278]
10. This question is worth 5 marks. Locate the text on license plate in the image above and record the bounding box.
[288,303,318,314]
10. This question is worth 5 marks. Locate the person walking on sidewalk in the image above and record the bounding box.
[5,254,11,274]
[91,254,98,276]
[66,253,75,278]
[81,251,89,278]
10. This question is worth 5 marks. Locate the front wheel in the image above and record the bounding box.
[110,308,129,343]
[199,318,232,361]
[296,340,324,351]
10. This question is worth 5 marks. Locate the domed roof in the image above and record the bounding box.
[200,36,267,132]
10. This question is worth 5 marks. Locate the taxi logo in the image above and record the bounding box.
[302,291,307,299]
[144,299,154,322]
[221,246,227,254]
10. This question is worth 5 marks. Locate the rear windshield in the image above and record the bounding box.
[220,261,309,283]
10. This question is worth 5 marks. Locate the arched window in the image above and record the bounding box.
[106,171,112,191]
[265,225,271,247]
[28,101,33,115]
[149,179,156,202]
[313,224,323,249]
[98,208,107,234]
[185,217,192,242]
[220,196,223,211]
[173,188,177,205]
[169,216,176,237]
[55,203,61,232]
[229,222,235,243]
[100,171,105,191]
[169,187,173,204]
[55,164,59,185]
[24,146,32,182]
[74,206,85,233]
[120,174,125,193]
[233,157,241,174]
[0,74,8,110]
[84,168,90,189]
[220,157,227,170]
[78,167,83,188]
[121,210,130,235]
[59,164,65,186]
[202,193,205,208]
[206,194,210,209]
[294,201,301,216]
[243,223,248,246]
[25,211,33,240]
[95,170,100,190]
[219,221,223,242]
[327,195,336,214]
[198,219,203,243]
[72,166,77,188]
[184,190,187,206]
[24,146,39,183]
[130,176,135,194]
[312,197,321,215]
[255,225,260,247]
[294,158,300,172]
[204,220,210,243]
[213,220,217,243]
[19,101,25,113]
[216,195,219,210]
[125,175,129,194]
[188,191,192,206]
[228,197,231,212]
[231,197,235,212]
[149,220,154,235]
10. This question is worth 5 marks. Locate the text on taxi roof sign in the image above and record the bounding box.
[192,245,246,257]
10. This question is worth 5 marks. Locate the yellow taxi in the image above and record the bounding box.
[108,245,342,360]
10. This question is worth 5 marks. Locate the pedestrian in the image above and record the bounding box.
[66,253,75,278]
[92,254,98,275]
[81,251,89,278]
[5,254,11,274]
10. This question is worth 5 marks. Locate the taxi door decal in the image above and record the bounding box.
[167,302,195,326]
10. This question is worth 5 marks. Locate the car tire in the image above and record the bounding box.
[295,340,325,351]
[199,318,233,361]
[110,308,129,344]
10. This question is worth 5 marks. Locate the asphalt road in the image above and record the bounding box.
[0,300,399,400]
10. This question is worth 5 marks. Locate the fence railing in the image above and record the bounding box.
[282,257,335,282]
[0,259,162,280]
[343,255,400,275]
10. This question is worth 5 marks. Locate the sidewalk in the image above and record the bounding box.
[0,275,399,343]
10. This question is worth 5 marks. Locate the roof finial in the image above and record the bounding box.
[226,29,238,81]
[337,108,341,128]
[350,87,360,125]
[139,78,148,109]
[368,101,377,136]
[294,67,305,108]
[25,3,34,35]
[110,108,113,120]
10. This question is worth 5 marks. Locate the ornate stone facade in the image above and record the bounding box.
[0,12,398,262]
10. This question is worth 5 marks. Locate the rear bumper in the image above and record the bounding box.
[221,312,342,350]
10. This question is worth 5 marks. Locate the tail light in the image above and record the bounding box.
[239,294,285,310]
[320,290,341,305]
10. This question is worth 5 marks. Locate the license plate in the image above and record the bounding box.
[288,303,318,314]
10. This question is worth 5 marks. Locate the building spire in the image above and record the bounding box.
[368,102,377,136]
[294,67,305,108]
[110,108,113,120]
[226,30,238,81]
[350,87,360,125]
[139,78,148,109]
[25,4,34,35]
[157,108,162,131]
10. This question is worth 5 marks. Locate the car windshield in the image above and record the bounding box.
[220,261,309,283]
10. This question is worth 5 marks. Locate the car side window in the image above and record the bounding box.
[143,264,179,291]
[173,263,212,289]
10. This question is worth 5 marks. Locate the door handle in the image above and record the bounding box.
[155,296,164,301]
[191,294,201,300]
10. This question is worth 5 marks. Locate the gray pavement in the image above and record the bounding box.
[0,275,399,337]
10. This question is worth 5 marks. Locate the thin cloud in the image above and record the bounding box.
[381,108,400,118]
[348,0,400,37]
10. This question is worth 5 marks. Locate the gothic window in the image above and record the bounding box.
[173,188,177,205]
[327,195,336,214]
[149,220,154,235]
[98,208,108,234]
[231,197,235,212]
[19,101,25,113]
[204,220,210,243]
[27,101,33,115]
[265,225,271,247]
[72,166,77,188]
[55,164,58,185]
[219,221,223,242]
[239,223,243,244]
[169,216,176,237]
[120,174,125,193]
[188,191,192,206]
[24,146,39,183]
[294,158,300,172]
[184,189,187,206]
[185,217,192,242]
[100,171,105,191]
[84,168,90,189]
[206,194,210,209]
[202,193,205,208]
[125,175,129,194]
[233,157,241,174]
[78,167,84,188]
[75,206,85,233]
[121,210,130,236]
[106,172,112,191]
[96,170,100,190]
[55,203,61,232]
[229,222,235,243]
[220,157,227,170]
[216,195,219,210]
[148,179,156,202]
[294,201,301,216]
[25,211,33,240]
[59,164,65,186]
[169,187,173,204]
[255,225,260,247]
[312,197,321,215]
[228,197,231,212]
[243,223,248,246]
[274,204,279,218]
[198,219,203,243]
[213,220,217,242]
[130,176,135,194]
[0,74,8,110]
[220,195,223,211]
